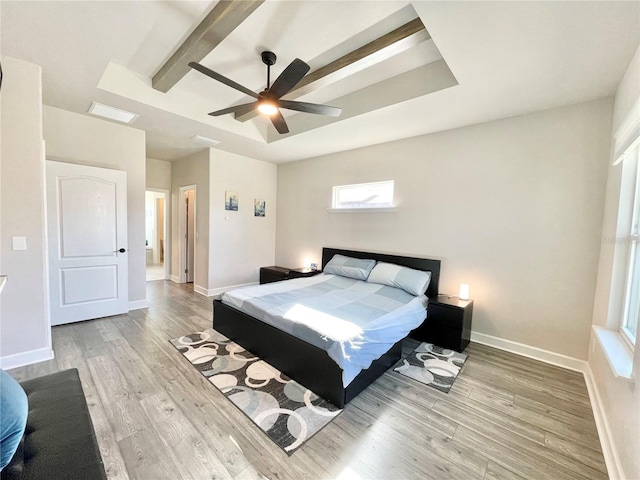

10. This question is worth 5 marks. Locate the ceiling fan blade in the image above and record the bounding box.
[278,100,342,117]
[270,110,289,134]
[268,58,310,99]
[189,62,259,99]
[208,102,257,117]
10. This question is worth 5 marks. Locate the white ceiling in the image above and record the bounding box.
[1,1,639,164]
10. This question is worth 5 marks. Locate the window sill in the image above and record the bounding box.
[593,326,634,382]
[327,207,397,213]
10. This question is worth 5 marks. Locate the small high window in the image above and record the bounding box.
[331,181,394,210]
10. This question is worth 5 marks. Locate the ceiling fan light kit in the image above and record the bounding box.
[189,51,341,134]
[257,101,278,116]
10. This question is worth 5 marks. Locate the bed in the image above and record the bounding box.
[212,247,441,407]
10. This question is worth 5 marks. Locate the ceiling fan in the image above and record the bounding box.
[189,51,341,134]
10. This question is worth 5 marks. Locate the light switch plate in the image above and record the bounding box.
[12,236,27,251]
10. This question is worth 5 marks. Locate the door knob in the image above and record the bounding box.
[118,248,126,253]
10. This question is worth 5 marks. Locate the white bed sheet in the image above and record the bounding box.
[221,274,428,386]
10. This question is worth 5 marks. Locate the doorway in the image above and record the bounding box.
[145,189,169,281]
[179,186,196,284]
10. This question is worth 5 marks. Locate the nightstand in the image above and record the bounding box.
[259,266,322,284]
[411,295,473,352]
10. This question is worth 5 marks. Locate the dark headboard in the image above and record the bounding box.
[321,247,441,299]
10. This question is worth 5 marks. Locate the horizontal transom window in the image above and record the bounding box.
[332,181,394,210]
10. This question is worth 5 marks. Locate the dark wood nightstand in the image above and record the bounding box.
[411,295,473,352]
[259,266,322,284]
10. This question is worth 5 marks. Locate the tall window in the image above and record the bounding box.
[332,181,394,210]
[620,143,640,346]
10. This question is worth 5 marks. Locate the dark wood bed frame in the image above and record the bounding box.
[212,247,441,408]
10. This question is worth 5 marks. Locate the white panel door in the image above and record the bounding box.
[46,161,128,325]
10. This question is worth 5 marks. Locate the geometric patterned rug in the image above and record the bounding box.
[393,342,468,393]
[170,328,342,455]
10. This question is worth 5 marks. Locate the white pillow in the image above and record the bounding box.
[366,262,431,296]
[323,254,376,281]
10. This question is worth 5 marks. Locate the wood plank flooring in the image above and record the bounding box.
[8,280,608,479]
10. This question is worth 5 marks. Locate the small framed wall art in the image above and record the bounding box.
[225,191,238,211]
[254,199,266,217]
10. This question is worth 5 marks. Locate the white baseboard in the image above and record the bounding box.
[199,282,258,297]
[193,284,208,296]
[582,364,624,480]
[470,331,587,372]
[128,299,149,311]
[470,330,623,478]
[0,347,54,370]
[169,279,257,297]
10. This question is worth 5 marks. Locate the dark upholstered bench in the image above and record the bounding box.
[1,368,107,480]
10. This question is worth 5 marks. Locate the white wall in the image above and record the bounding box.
[0,56,51,368]
[208,150,277,291]
[612,45,640,135]
[168,149,277,294]
[43,106,147,306]
[277,98,612,361]
[146,157,171,191]
[170,150,209,291]
[589,44,640,480]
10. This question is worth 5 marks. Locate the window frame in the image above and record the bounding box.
[620,144,640,348]
[595,99,639,380]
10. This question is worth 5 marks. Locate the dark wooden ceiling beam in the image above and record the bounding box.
[235,17,430,122]
[152,0,264,93]
[292,17,429,97]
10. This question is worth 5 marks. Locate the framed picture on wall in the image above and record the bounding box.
[225,191,238,211]
[254,199,265,217]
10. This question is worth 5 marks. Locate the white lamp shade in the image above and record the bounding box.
[459,283,469,300]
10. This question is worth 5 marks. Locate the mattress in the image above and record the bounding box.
[221,273,428,385]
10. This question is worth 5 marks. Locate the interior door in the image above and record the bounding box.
[46,161,128,325]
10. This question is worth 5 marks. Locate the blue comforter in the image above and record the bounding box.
[221,274,428,386]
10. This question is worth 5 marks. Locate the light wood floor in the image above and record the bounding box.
[9,281,608,480]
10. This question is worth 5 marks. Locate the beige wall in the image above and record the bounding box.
[146,157,171,191]
[170,150,209,291]
[208,150,277,290]
[168,149,277,294]
[612,45,640,135]
[277,98,612,361]
[0,56,51,367]
[589,44,640,480]
[43,106,147,305]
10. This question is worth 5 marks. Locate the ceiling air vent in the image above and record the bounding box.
[190,135,221,147]
[88,102,139,124]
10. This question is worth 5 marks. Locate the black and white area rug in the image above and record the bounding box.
[170,329,342,455]
[393,343,468,393]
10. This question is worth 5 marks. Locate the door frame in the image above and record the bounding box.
[145,188,170,280]
[178,185,196,284]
